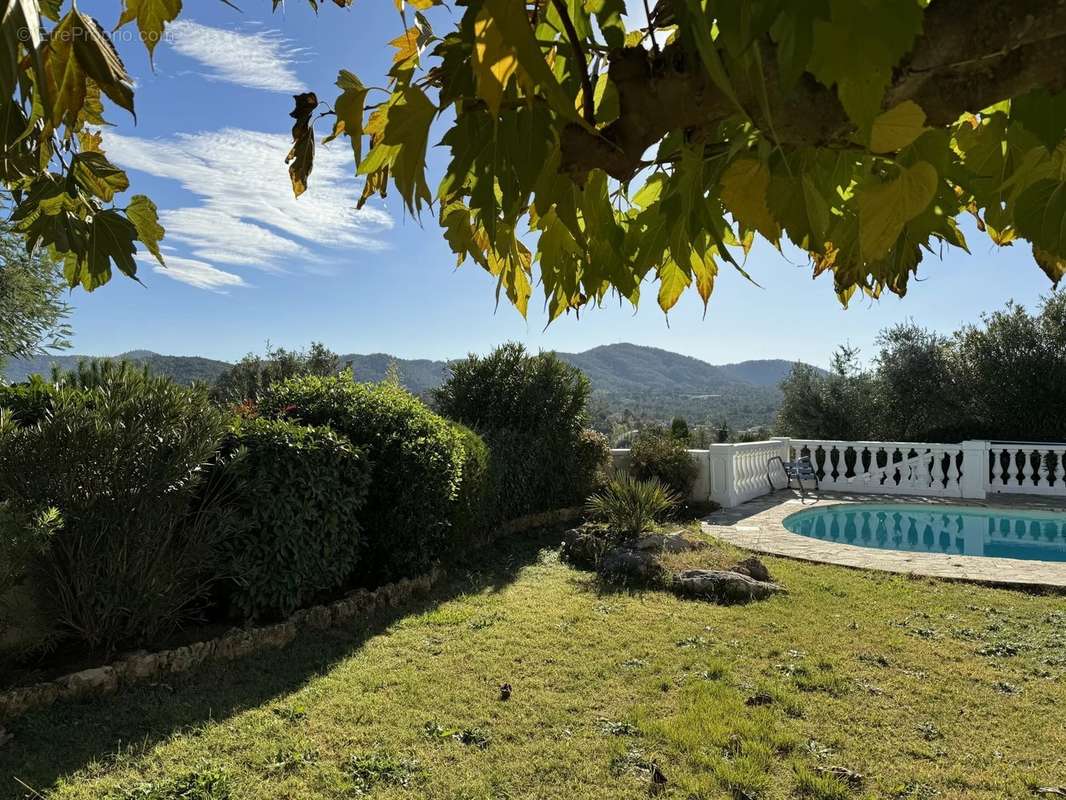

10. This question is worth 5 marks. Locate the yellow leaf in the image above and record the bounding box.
[657,253,691,312]
[389,27,420,66]
[690,247,717,312]
[869,100,927,153]
[719,158,781,244]
[858,161,938,260]
[473,6,518,116]
[116,0,182,64]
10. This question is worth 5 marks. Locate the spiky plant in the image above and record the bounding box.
[585,471,681,538]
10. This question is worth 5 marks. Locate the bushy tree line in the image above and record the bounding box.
[0,343,609,667]
[776,292,1066,443]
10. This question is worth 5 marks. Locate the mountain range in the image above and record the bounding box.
[4,344,818,429]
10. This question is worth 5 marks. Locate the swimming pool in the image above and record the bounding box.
[783,504,1066,563]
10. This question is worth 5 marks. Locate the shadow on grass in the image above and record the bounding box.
[0,528,567,798]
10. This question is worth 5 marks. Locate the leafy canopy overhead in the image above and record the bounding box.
[3,0,1066,317]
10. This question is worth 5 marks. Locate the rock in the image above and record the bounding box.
[62,666,118,695]
[560,529,611,569]
[730,556,772,583]
[598,548,666,587]
[671,570,785,604]
[633,533,708,554]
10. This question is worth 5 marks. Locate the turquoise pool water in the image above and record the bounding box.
[783,504,1066,562]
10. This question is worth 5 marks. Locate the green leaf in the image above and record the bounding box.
[72,151,129,202]
[807,0,922,130]
[126,194,166,267]
[1014,179,1066,258]
[1010,88,1066,152]
[858,161,939,260]
[869,100,927,154]
[323,70,368,163]
[719,158,781,244]
[358,86,436,214]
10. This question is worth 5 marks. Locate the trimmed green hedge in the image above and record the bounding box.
[450,423,492,546]
[628,431,699,497]
[219,418,371,619]
[260,375,466,583]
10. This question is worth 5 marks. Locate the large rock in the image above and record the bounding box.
[560,528,611,569]
[598,548,667,587]
[633,533,708,554]
[729,556,772,583]
[671,570,785,604]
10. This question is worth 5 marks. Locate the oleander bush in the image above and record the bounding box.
[0,370,231,654]
[218,418,371,619]
[0,375,57,426]
[627,430,699,498]
[260,374,466,583]
[433,343,610,521]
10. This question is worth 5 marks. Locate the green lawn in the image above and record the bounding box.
[3,529,1065,800]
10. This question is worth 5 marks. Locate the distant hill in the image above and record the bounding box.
[4,343,821,428]
[3,351,232,385]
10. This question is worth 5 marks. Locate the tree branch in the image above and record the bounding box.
[551,0,596,126]
[559,0,1066,182]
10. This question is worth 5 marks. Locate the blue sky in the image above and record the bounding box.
[63,1,1056,367]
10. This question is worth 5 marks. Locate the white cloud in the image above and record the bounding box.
[144,255,249,293]
[167,20,304,93]
[105,127,393,283]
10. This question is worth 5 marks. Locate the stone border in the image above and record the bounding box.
[702,491,1066,591]
[0,507,582,722]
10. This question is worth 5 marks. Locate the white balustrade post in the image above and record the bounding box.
[707,444,740,508]
[960,440,989,499]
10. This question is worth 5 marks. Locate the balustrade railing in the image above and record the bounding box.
[610,437,1066,508]
[987,442,1066,496]
[789,439,966,497]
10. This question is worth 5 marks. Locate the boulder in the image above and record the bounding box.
[633,533,708,554]
[560,529,611,569]
[729,556,772,583]
[671,570,784,604]
[598,548,667,587]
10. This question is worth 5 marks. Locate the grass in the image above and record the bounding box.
[2,528,1065,799]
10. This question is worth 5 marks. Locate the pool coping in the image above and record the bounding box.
[701,490,1066,591]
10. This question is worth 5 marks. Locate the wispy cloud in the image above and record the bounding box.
[106,127,393,288]
[142,254,249,293]
[167,20,304,93]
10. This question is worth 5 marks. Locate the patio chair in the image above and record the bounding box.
[767,454,820,497]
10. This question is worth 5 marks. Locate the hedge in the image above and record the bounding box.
[218,417,371,619]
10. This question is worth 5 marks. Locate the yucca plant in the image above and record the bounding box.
[585,471,681,538]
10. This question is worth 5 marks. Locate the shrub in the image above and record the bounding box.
[0,496,61,639]
[449,423,492,546]
[219,418,371,619]
[212,342,344,405]
[0,371,230,653]
[433,343,609,520]
[260,374,465,583]
[585,472,680,537]
[0,376,57,426]
[628,431,699,498]
[433,342,590,434]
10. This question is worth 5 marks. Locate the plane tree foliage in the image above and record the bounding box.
[3,0,1066,318]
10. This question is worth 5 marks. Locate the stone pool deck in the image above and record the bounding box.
[701,490,1066,591]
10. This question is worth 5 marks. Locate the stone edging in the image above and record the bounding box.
[0,507,582,722]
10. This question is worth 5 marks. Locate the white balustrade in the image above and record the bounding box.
[788,439,966,497]
[610,437,1066,508]
[987,442,1066,496]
